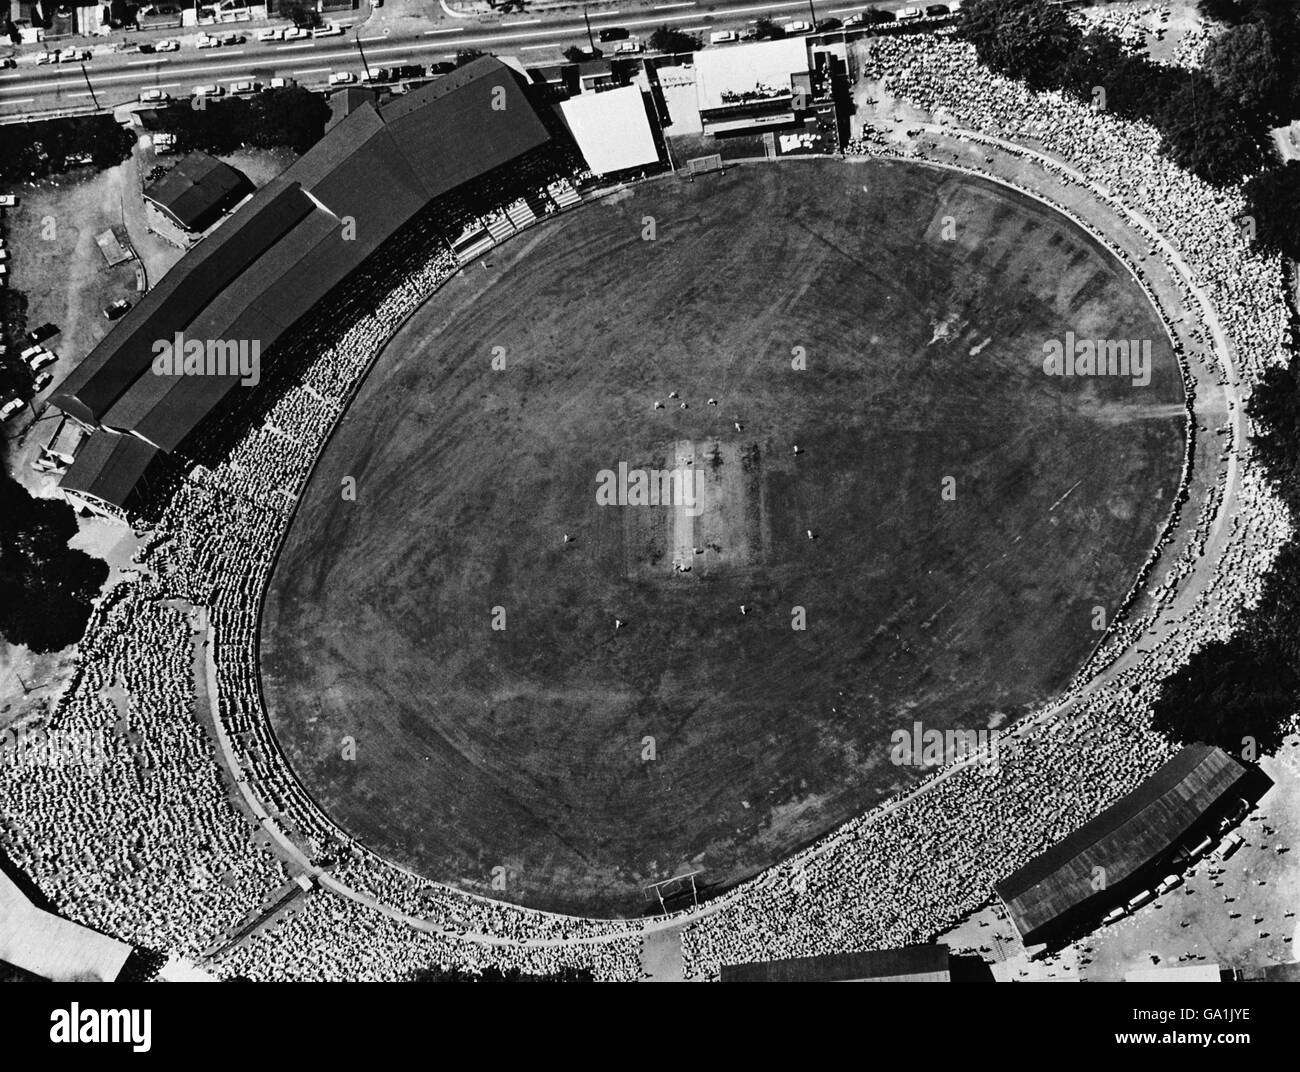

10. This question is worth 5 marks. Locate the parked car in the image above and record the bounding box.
[268,76,295,89]
[708,30,737,44]
[104,298,133,320]
[844,12,866,26]
[25,324,59,344]
[218,32,244,45]
[426,61,455,75]
[20,344,45,362]
[0,396,23,422]
[257,28,284,42]
[1100,906,1125,925]
[230,80,260,95]
[328,71,356,85]
[156,39,180,52]
[312,23,343,37]
[598,26,629,42]
[896,5,923,20]
[614,39,642,54]
[138,88,171,103]
[786,20,813,33]
[32,370,55,394]
[0,194,15,208]
[36,52,56,65]
[925,3,950,15]
[1217,832,1245,860]
[192,83,223,97]
[1155,873,1183,896]
[26,350,57,373]
[195,34,219,49]
[283,27,308,40]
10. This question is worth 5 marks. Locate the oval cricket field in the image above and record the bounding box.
[259,159,1186,917]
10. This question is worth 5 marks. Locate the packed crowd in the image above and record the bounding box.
[3,16,1295,981]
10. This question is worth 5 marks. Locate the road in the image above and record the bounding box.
[0,0,924,118]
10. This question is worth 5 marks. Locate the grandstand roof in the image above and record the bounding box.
[50,57,553,506]
[694,37,809,114]
[556,85,660,176]
[720,944,951,982]
[995,745,1250,944]
[58,430,161,510]
[0,865,132,983]
[143,152,253,232]
[51,177,316,426]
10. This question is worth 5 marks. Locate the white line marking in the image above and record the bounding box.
[654,2,695,7]
[126,60,160,66]
[502,19,539,25]
[517,44,556,51]
[4,97,34,103]
[423,27,465,34]
[275,43,317,51]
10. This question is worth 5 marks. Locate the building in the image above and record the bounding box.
[1125,965,1221,982]
[142,152,254,234]
[693,37,811,136]
[995,744,1255,946]
[556,85,661,177]
[51,57,557,519]
[0,864,132,983]
[720,943,951,982]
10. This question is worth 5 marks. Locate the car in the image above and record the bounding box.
[36,52,55,65]
[925,3,950,15]
[152,132,176,154]
[283,27,308,40]
[26,351,57,373]
[815,17,842,31]
[156,39,180,52]
[25,324,59,344]
[0,397,23,422]
[844,12,865,26]
[230,80,259,95]
[1100,906,1126,925]
[192,83,223,97]
[218,32,244,45]
[138,88,171,103]
[1155,874,1183,896]
[0,249,7,261]
[32,370,54,394]
[614,40,642,54]
[426,61,455,75]
[21,345,45,362]
[0,194,14,208]
[1,58,15,69]
[195,34,219,49]
[708,30,737,44]
[137,42,156,54]
[786,20,813,33]
[1125,889,1154,912]
[268,76,295,89]
[598,26,629,42]
[896,5,923,20]
[104,298,133,320]
[312,23,343,37]
[1217,832,1245,860]
[328,71,356,85]
[257,28,284,42]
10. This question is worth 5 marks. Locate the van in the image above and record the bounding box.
[1126,889,1154,912]
[709,30,737,44]
[1217,832,1244,860]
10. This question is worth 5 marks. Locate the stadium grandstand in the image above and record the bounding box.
[142,152,254,234]
[720,943,951,982]
[50,57,573,520]
[994,744,1257,946]
[693,37,812,135]
[0,863,132,982]
[556,84,663,177]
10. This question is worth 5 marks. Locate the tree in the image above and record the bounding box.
[863,5,894,23]
[754,17,785,39]
[1243,160,1300,262]
[0,474,108,654]
[1203,22,1282,118]
[1154,73,1265,187]
[648,25,698,54]
[1197,0,1248,21]
[562,45,594,63]
[956,0,1082,91]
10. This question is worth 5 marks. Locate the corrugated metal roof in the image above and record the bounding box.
[59,431,161,509]
[995,744,1249,943]
[143,152,253,231]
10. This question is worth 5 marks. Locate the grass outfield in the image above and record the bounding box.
[259,159,1186,918]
